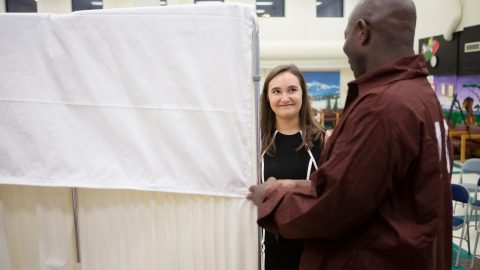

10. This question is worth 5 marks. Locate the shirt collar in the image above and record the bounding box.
[345,54,430,109]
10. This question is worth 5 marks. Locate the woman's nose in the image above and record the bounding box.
[281,94,290,102]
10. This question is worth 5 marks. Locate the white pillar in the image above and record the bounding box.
[0,0,6,13]
[37,0,71,13]
[103,0,133,9]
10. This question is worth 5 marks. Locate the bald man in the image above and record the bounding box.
[247,0,453,269]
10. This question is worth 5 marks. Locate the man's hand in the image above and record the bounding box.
[246,177,278,208]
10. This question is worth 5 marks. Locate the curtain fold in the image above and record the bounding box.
[0,185,258,270]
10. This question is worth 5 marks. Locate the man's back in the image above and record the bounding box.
[298,55,453,270]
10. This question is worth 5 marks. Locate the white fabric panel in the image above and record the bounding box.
[0,185,258,270]
[0,185,76,270]
[0,189,13,270]
[0,4,256,198]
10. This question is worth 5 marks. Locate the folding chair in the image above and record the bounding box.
[469,178,480,269]
[452,184,471,268]
[454,158,480,214]
[460,158,480,189]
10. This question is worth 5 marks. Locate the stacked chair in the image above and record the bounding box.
[335,108,344,125]
[458,159,480,269]
[452,183,471,268]
[320,108,337,128]
[451,125,480,163]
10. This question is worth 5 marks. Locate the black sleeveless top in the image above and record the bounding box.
[263,132,323,270]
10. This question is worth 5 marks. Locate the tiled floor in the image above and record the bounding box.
[452,160,480,270]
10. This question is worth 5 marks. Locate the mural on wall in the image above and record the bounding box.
[419,24,480,127]
[302,72,340,110]
[421,37,440,67]
[432,75,480,126]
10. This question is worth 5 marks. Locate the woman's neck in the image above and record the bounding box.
[276,116,300,135]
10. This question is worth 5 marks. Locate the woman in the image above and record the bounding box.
[257,64,327,270]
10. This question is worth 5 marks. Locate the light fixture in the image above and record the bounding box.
[256,1,273,5]
[316,2,322,5]
[261,13,270,18]
[256,9,265,13]
[91,1,102,5]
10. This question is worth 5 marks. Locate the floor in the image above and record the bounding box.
[452,160,480,270]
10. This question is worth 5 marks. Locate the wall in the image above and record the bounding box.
[418,24,480,126]
[414,0,480,54]
[3,0,479,109]
[37,0,71,13]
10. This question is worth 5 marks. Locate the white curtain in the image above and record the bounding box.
[0,4,260,270]
[0,185,258,270]
[0,4,255,198]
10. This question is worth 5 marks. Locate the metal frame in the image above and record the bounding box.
[252,12,262,270]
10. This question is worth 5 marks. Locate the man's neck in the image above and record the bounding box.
[366,47,414,74]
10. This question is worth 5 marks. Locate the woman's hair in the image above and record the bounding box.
[260,64,326,156]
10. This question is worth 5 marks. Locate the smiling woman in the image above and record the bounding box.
[268,72,303,125]
[258,64,327,270]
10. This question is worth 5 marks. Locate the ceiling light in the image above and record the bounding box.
[256,9,265,13]
[257,2,273,5]
[261,13,270,18]
[316,2,322,5]
[91,1,102,5]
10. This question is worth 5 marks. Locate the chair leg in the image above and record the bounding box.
[458,225,466,267]
[471,231,480,269]
[476,209,478,230]
[468,224,471,254]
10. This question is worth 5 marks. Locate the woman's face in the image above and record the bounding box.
[267,71,303,121]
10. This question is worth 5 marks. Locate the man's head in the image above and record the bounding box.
[343,0,417,78]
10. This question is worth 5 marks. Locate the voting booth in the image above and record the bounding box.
[0,4,260,269]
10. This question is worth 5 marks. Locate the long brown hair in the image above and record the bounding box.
[261,64,326,156]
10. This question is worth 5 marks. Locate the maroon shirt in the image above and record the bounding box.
[258,55,453,270]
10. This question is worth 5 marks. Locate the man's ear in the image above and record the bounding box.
[357,19,370,45]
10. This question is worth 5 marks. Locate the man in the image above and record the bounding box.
[247,0,453,269]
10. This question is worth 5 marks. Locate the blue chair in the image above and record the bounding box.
[469,178,480,269]
[452,184,471,268]
[454,159,480,214]
[460,158,480,189]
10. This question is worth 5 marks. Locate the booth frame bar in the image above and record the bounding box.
[252,13,262,270]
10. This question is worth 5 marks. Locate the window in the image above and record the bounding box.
[256,0,284,18]
[160,0,166,5]
[195,0,224,3]
[72,0,102,11]
[6,0,37,12]
[316,0,343,18]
